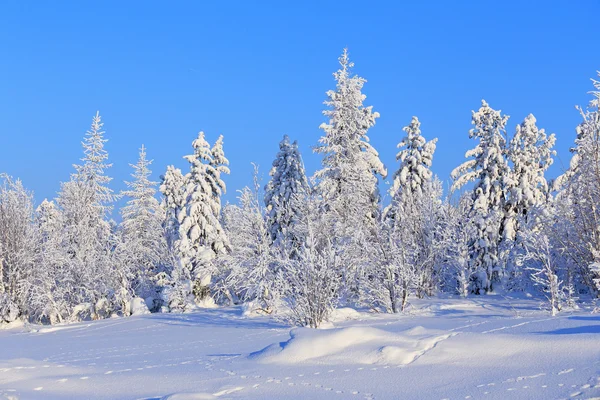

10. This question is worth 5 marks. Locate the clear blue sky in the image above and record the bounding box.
[1,1,600,210]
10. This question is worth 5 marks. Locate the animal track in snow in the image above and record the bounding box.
[559,368,575,375]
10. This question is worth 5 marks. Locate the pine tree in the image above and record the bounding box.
[210,135,230,206]
[451,100,511,293]
[73,111,114,217]
[55,111,115,318]
[36,199,61,240]
[314,48,387,232]
[159,165,187,252]
[119,145,168,302]
[0,175,36,322]
[504,114,555,240]
[386,116,438,221]
[264,135,310,247]
[553,73,600,293]
[177,132,230,302]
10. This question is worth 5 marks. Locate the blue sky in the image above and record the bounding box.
[1,1,600,210]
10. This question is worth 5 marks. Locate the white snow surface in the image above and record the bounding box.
[1,296,600,400]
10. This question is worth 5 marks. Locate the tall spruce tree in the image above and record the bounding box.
[264,135,310,247]
[176,132,229,301]
[119,145,168,301]
[451,100,511,293]
[385,116,438,222]
[314,48,387,232]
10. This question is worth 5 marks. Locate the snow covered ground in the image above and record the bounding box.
[1,296,599,400]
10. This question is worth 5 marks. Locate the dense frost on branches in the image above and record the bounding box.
[174,132,230,303]
[386,117,438,218]
[275,194,342,328]
[0,175,36,322]
[385,116,438,228]
[264,135,310,248]
[8,54,600,326]
[62,113,114,305]
[179,132,230,260]
[451,100,511,293]
[314,48,387,230]
[518,228,562,316]
[118,145,168,305]
[159,166,187,252]
[438,195,476,297]
[218,166,278,311]
[209,135,230,214]
[73,111,115,217]
[552,73,600,293]
[504,115,556,240]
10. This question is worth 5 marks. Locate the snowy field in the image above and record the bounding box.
[1,296,599,400]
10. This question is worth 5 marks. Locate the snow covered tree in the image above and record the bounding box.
[518,228,562,316]
[72,111,115,216]
[118,145,168,305]
[552,73,600,294]
[385,116,438,221]
[54,111,116,319]
[451,100,511,293]
[314,48,387,235]
[27,199,78,324]
[209,135,230,212]
[438,194,476,297]
[159,165,187,253]
[218,166,278,311]
[176,131,230,303]
[313,49,386,299]
[360,217,414,313]
[0,175,36,322]
[381,117,441,299]
[264,135,310,249]
[362,177,443,312]
[504,114,556,240]
[275,193,342,328]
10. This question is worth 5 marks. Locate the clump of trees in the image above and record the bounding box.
[2,50,600,328]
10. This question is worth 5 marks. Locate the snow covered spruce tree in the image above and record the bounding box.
[118,145,168,311]
[264,135,310,251]
[159,165,187,255]
[504,114,555,240]
[314,48,386,298]
[28,199,71,324]
[363,116,441,310]
[552,73,600,295]
[55,111,116,320]
[218,165,278,311]
[502,115,556,288]
[314,48,386,229]
[209,135,230,213]
[0,175,36,323]
[171,132,230,308]
[451,100,511,293]
[385,116,438,220]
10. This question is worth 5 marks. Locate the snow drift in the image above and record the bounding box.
[250,325,453,365]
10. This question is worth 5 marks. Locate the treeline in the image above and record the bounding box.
[1,49,599,327]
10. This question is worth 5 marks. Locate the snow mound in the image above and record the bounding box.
[328,307,361,322]
[250,326,452,365]
[128,297,150,316]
